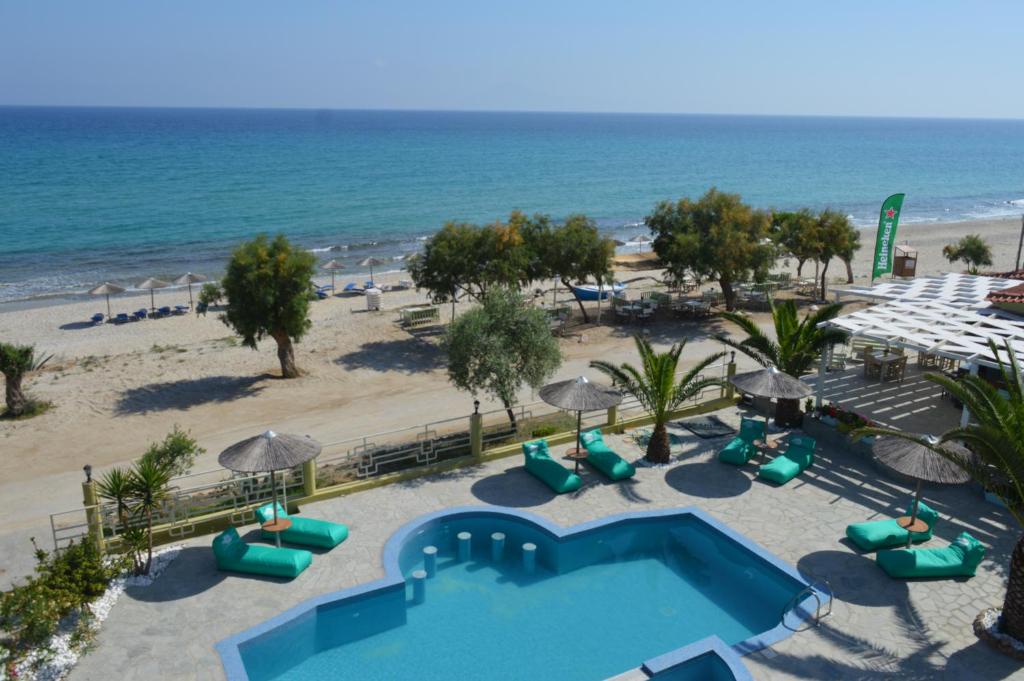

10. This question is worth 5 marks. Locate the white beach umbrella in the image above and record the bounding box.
[88,282,126,319]
[137,278,171,312]
[174,272,207,308]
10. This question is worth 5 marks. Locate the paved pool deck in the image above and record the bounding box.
[69,409,1024,680]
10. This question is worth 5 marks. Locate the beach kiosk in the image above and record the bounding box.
[892,244,918,278]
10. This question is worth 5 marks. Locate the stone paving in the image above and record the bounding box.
[69,408,1024,681]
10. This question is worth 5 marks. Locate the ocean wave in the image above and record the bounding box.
[1009,199,1024,207]
[307,244,346,254]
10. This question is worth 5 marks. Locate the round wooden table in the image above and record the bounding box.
[261,518,293,547]
[564,447,589,474]
[896,515,929,533]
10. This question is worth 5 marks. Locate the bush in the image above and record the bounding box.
[530,424,559,438]
[140,425,204,477]
[197,282,223,307]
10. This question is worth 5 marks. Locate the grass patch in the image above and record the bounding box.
[150,344,186,354]
[0,400,53,421]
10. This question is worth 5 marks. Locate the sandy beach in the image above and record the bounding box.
[0,215,1020,583]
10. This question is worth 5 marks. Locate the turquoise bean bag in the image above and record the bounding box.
[523,439,582,494]
[757,434,815,485]
[256,503,349,549]
[213,526,312,579]
[846,500,939,552]
[718,417,765,466]
[876,531,985,579]
[579,429,635,481]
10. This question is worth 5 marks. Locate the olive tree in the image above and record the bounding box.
[814,209,859,299]
[943,234,993,274]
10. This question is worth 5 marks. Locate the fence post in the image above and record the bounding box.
[81,468,105,555]
[726,359,737,399]
[606,405,618,429]
[470,411,483,457]
[302,458,317,498]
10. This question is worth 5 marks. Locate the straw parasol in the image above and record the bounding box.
[320,259,346,291]
[628,234,650,253]
[174,272,207,308]
[357,257,386,285]
[88,282,126,319]
[729,366,812,429]
[872,434,974,545]
[218,431,322,546]
[539,376,622,473]
[137,277,171,312]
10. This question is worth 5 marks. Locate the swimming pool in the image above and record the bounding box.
[218,507,820,681]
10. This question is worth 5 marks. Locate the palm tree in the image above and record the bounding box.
[590,335,725,464]
[97,466,144,574]
[855,340,1024,643]
[717,299,846,426]
[0,343,52,417]
[130,458,172,575]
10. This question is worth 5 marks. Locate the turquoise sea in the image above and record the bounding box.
[1,107,1023,303]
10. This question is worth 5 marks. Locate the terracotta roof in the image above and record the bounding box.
[985,269,1024,280]
[987,282,1024,304]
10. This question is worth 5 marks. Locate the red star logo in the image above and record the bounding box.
[885,208,897,219]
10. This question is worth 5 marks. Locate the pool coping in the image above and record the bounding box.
[216,505,824,680]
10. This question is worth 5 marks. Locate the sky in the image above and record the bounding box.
[1,1,1022,118]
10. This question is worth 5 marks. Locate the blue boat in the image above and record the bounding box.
[570,283,625,301]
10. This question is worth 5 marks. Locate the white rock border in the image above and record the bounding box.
[4,545,182,681]
[974,607,1024,660]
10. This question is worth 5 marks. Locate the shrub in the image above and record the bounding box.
[140,425,204,477]
[530,424,559,438]
[197,282,223,307]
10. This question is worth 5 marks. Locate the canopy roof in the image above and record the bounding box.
[835,272,1019,308]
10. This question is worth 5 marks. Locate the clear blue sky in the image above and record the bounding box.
[1,1,1021,118]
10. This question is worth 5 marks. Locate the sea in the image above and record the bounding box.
[2,106,1023,305]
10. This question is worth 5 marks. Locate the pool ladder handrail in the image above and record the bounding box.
[781,578,833,632]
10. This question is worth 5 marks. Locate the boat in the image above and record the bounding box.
[570,283,626,301]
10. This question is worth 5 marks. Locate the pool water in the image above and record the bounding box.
[230,509,808,681]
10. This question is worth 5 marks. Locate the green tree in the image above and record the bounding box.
[140,425,205,477]
[771,209,819,277]
[717,300,846,426]
[854,340,1024,641]
[590,336,725,464]
[220,234,316,378]
[0,343,52,417]
[942,234,993,274]
[445,287,561,426]
[647,188,774,311]
[813,209,858,299]
[527,214,615,323]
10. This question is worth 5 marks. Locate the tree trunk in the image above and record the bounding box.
[502,398,518,429]
[145,508,154,575]
[720,279,736,311]
[646,422,672,464]
[774,398,803,428]
[272,331,299,378]
[1001,533,1024,641]
[843,257,854,284]
[796,259,805,277]
[4,375,26,416]
[563,278,589,323]
[819,261,830,301]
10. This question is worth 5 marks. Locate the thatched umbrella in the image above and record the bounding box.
[320,259,346,291]
[729,366,812,428]
[218,431,322,546]
[539,376,622,473]
[628,234,650,253]
[357,257,386,285]
[873,435,973,545]
[137,277,171,313]
[173,272,207,308]
[88,282,125,319]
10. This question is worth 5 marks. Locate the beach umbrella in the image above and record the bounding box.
[357,257,385,285]
[628,234,649,253]
[218,431,322,547]
[173,272,207,309]
[320,259,346,291]
[872,435,974,546]
[137,278,171,313]
[539,376,622,473]
[729,366,812,428]
[88,282,126,319]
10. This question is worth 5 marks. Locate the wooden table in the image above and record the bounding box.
[564,447,589,474]
[896,515,929,533]
[752,438,779,464]
[872,353,903,383]
[262,518,293,547]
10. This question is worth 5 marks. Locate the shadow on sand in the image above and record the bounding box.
[334,338,445,374]
[114,374,269,415]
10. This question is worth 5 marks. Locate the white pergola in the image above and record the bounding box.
[835,272,1020,308]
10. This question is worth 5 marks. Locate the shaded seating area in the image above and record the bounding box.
[846,500,939,552]
[876,531,986,579]
[757,434,815,485]
[717,417,765,466]
[212,526,312,579]
[522,439,582,493]
[579,429,635,480]
[256,503,349,549]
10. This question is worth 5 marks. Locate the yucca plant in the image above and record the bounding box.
[590,335,724,463]
[0,342,52,417]
[97,466,144,574]
[717,299,846,426]
[855,339,1024,643]
[129,458,172,575]
[95,460,172,575]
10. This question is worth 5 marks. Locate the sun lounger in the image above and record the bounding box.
[757,434,815,485]
[579,429,635,480]
[523,439,582,494]
[212,526,312,579]
[846,500,939,552]
[132,309,147,321]
[255,503,349,549]
[876,531,985,579]
[91,313,104,324]
[114,312,130,324]
[365,280,376,289]
[158,306,172,317]
[718,417,765,466]
[174,305,189,315]
[343,283,364,295]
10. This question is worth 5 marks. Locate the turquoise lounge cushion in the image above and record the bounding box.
[212,526,312,579]
[846,500,938,552]
[718,417,764,466]
[876,531,985,579]
[256,503,349,549]
[580,429,635,481]
[757,435,815,485]
[523,439,582,494]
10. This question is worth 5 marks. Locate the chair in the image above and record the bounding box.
[579,429,635,481]
[343,283,364,295]
[255,503,349,549]
[718,417,765,466]
[828,345,848,372]
[90,313,104,324]
[174,305,189,315]
[863,351,882,379]
[846,500,939,552]
[876,531,985,579]
[522,439,582,493]
[196,301,209,316]
[132,309,147,321]
[884,356,908,383]
[158,306,172,317]
[212,526,312,579]
[757,434,815,485]
[114,312,130,324]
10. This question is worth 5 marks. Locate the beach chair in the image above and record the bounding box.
[212,526,312,579]
[196,301,209,316]
[158,306,172,317]
[132,309,147,321]
[90,313,104,324]
[522,439,582,494]
[174,305,189,315]
[718,417,765,466]
[579,429,635,481]
[114,312,130,324]
[255,503,349,549]
[342,283,364,295]
[846,500,939,552]
[876,532,985,579]
[757,434,815,485]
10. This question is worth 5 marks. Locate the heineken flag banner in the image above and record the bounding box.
[871,193,906,281]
